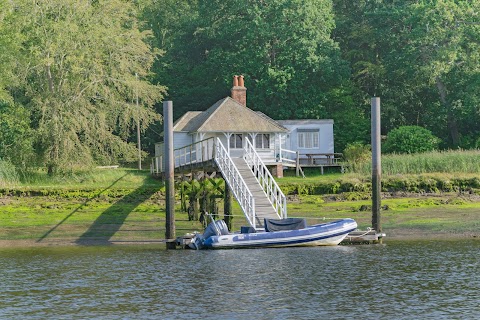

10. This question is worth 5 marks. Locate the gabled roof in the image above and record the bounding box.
[174,97,288,133]
[173,111,203,132]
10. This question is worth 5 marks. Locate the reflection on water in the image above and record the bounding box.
[0,240,479,319]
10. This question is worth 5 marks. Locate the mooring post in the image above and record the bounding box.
[164,101,176,248]
[371,97,382,233]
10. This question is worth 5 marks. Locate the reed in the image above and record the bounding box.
[0,160,19,187]
[350,149,480,175]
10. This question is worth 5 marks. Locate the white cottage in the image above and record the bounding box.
[154,75,339,175]
[156,76,289,164]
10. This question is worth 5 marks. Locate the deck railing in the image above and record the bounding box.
[244,138,287,220]
[151,138,216,174]
[279,148,297,165]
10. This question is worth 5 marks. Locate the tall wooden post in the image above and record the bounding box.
[371,97,382,233]
[164,101,175,246]
[136,73,142,170]
[224,182,232,231]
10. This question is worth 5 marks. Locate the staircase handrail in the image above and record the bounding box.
[243,138,287,219]
[214,138,257,228]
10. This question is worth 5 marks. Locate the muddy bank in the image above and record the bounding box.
[1,229,477,248]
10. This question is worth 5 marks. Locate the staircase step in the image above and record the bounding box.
[227,157,280,221]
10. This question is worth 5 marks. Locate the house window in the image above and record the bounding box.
[229,134,243,149]
[298,129,319,149]
[255,134,270,149]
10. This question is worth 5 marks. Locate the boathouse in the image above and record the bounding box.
[153,75,344,231]
[153,75,340,176]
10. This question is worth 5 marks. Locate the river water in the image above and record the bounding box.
[0,240,478,319]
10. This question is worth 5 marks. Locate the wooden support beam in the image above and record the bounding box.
[224,182,233,231]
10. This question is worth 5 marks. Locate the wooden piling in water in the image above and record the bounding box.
[164,101,176,249]
[371,97,382,234]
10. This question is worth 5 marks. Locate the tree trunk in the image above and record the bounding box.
[436,77,460,147]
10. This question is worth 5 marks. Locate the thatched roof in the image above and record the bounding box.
[173,97,288,133]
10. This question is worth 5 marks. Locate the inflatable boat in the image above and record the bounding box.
[189,217,358,249]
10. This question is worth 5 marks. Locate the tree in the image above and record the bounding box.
[414,1,479,148]
[333,0,480,149]
[383,126,441,154]
[0,0,21,103]
[145,0,351,118]
[13,0,165,173]
[0,101,35,168]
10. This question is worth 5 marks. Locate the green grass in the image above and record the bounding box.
[12,168,160,190]
[1,165,479,243]
[352,149,480,175]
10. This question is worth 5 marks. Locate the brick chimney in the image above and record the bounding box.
[231,75,247,107]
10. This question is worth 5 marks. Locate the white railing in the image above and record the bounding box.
[214,138,257,229]
[151,138,216,174]
[151,155,162,174]
[244,139,287,220]
[279,148,297,165]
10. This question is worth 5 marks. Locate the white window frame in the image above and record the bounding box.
[255,134,270,149]
[229,133,243,149]
[298,129,319,149]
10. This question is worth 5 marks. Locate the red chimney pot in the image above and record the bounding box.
[231,74,247,106]
[238,75,244,87]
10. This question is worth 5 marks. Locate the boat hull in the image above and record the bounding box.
[203,218,357,249]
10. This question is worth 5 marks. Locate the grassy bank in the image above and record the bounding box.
[1,168,479,245]
[278,168,480,195]
[0,168,203,243]
[350,149,480,175]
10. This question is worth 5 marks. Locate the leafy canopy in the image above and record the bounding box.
[12,0,165,173]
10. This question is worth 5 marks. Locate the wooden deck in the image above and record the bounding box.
[297,153,346,174]
[341,230,386,244]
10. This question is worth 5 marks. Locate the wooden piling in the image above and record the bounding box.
[224,182,233,231]
[371,97,382,233]
[164,101,175,247]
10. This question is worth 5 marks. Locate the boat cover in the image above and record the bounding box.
[264,218,307,232]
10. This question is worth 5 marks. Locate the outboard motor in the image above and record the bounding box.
[203,219,229,238]
[188,215,229,250]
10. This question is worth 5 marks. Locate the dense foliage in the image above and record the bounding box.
[1,0,165,173]
[0,0,479,173]
[383,126,441,154]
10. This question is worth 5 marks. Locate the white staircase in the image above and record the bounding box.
[231,158,282,227]
[152,137,288,230]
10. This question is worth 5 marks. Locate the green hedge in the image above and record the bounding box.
[279,175,480,195]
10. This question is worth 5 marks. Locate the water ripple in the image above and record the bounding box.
[0,240,479,319]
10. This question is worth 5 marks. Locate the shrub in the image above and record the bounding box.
[343,142,371,172]
[383,126,440,154]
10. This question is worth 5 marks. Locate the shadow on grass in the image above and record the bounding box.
[36,173,129,243]
[75,178,160,245]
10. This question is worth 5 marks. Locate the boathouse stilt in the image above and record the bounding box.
[164,101,176,249]
[224,182,233,231]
